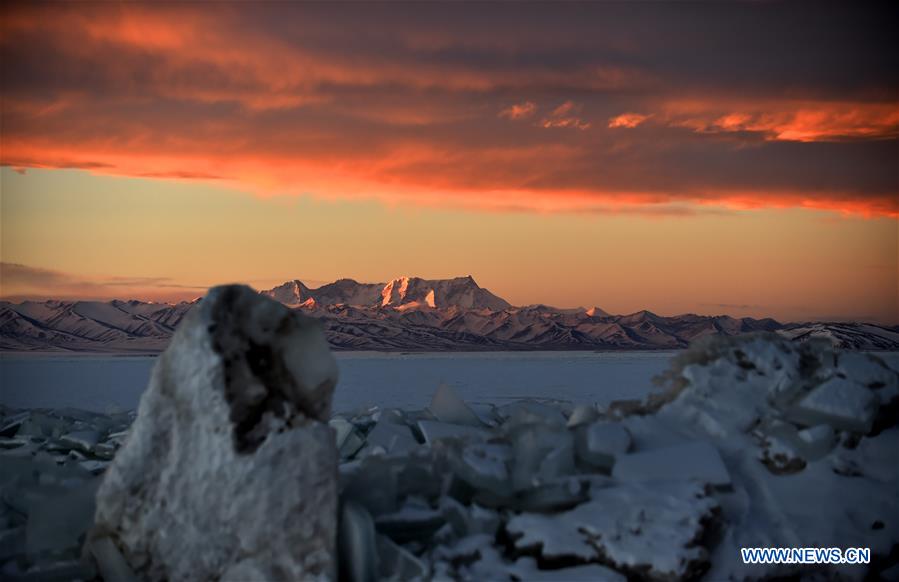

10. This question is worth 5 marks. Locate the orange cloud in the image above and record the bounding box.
[608,113,651,128]
[540,101,591,130]
[499,101,537,120]
[664,100,899,142]
[0,262,206,303]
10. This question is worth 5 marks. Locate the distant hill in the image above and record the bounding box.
[2,276,897,352]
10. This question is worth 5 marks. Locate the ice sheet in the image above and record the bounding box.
[0,351,675,412]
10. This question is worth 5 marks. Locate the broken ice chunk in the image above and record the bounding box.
[365,421,419,456]
[540,437,576,478]
[451,443,511,496]
[342,433,367,460]
[466,402,500,427]
[395,453,446,500]
[428,384,482,427]
[509,423,574,491]
[838,352,899,390]
[58,430,101,454]
[436,498,501,540]
[374,497,445,543]
[68,449,88,461]
[796,424,836,460]
[330,417,355,447]
[377,408,408,425]
[432,522,455,546]
[79,460,110,475]
[92,442,117,460]
[437,496,468,538]
[613,441,731,488]
[338,502,378,582]
[467,504,500,537]
[349,407,380,433]
[17,412,70,440]
[786,376,879,433]
[607,398,648,419]
[0,437,28,450]
[331,417,366,459]
[575,421,631,470]
[567,404,599,428]
[754,418,834,466]
[105,429,130,447]
[417,420,488,445]
[376,534,428,581]
[0,411,29,437]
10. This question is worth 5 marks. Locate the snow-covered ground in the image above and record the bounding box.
[0,351,675,413]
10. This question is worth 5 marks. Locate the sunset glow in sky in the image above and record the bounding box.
[1,2,897,323]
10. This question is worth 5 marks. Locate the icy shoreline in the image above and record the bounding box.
[2,334,899,580]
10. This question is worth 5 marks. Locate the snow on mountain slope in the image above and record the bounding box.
[310,278,384,306]
[1,277,897,352]
[378,276,511,310]
[0,299,190,352]
[779,322,899,351]
[70,301,173,337]
[0,304,88,350]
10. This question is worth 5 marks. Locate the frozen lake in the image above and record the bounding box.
[0,351,675,414]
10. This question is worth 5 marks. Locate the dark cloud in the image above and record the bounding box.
[1,1,896,215]
[0,263,206,303]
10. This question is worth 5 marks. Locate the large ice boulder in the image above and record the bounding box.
[574,421,631,470]
[785,376,880,433]
[89,285,339,581]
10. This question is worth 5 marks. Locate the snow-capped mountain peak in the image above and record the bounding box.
[585,306,610,317]
[258,275,511,311]
[260,279,311,306]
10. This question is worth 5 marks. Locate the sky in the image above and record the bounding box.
[1,2,897,323]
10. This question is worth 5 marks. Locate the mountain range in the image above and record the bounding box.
[2,276,898,352]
